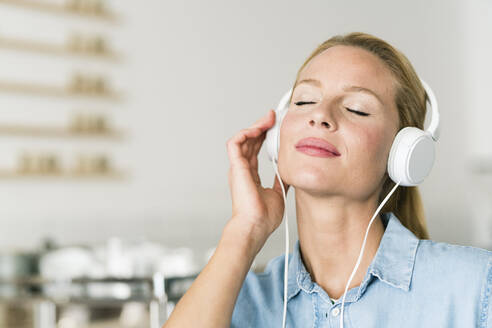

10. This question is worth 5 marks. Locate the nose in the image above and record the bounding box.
[308,102,337,131]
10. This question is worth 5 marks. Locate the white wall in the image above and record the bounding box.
[463,0,492,248]
[0,0,490,266]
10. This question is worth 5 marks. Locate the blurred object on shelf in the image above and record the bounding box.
[119,302,149,328]
[69,72,108,96]
[93,155,109,173]
[93,115,107,132]
[91,36,106,54]
[0,0,118,22]
[57,304,90,327]
[39,153,60,174]
[67,33,109,56]
[0,251,40,280]
[0,151,126,179]
[40,247,100,282]
[75,154,90,175]
[18,151,35,174]
[0,117,123,139]
[75,153,112,175]
[0,33,119,60]
[0,302,33,328]
[0,77,122,100]
[66,0,107,16]
[93,76,106,94]
[67,33,84,53]
[17,152,53,174]
[16,152,60,175]
[70,113,110,134]
[0,237,205,327]
[155,248,196,278]
[0,298,154,328]
[0,240,54,299]
[39,238,200,283]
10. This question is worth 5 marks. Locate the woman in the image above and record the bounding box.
[162,32,492,328]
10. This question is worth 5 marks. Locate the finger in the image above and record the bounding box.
[240,110,275,158]
[227,127,263,167]
[227,111,274,167]
[249,131,267,158]
[232,127,262,147]
[227,132,250,168]
[240,127,263,156]
[249,111,273,153]
[245,127,267,157]
[244,124,270,156]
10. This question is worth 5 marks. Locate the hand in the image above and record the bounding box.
[226,109,290,242]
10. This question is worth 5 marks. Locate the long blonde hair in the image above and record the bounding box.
[289,32,430,239]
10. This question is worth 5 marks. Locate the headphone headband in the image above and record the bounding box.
[419,79,440,142]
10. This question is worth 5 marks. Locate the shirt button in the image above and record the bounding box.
[331,307,340,317]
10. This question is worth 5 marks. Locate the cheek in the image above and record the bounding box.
[278,114,296,148]
[349,127,392,167]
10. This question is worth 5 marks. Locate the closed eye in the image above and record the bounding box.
[346,108,369,116]
[294,101,316,106]
[294,101,369,116]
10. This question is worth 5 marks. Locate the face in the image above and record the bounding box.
[278,45,400,200]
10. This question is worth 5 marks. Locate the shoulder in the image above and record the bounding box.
[414,240,492,326]
[414,239,491,285]
[239,254,286,303]
[231,254,287,327]
[415,239,491,273]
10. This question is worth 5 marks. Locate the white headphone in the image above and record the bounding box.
[264,78,440,328]
[266,78,440,186]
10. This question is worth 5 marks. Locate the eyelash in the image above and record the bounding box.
[294,101,369,116]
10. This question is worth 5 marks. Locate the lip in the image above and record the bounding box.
[295,137,341,157]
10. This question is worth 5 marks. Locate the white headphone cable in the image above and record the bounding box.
[338,179,401,328]
[271,159,289,328]
[273,154,401,328]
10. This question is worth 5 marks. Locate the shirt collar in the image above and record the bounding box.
[287,211,420,303]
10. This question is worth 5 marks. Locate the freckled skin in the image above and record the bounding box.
[278,45,400,201]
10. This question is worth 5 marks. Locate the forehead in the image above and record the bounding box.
[297,45,396,101]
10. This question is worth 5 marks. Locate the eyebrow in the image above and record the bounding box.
[295,78,384,105]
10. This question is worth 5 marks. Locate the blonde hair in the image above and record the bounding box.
[289,32,430,239]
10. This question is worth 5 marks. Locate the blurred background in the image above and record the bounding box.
[0,0,490,327]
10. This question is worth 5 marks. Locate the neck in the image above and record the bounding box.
[295,190,386,300]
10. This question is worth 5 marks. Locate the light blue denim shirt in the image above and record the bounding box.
[231,211,492,327]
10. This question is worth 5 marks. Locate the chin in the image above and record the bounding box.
[290,173,339,196]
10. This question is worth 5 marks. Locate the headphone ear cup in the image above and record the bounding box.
[387,127,436,186]
[266,88,293,163]
[265,117,279,163]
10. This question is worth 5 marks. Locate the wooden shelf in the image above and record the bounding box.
[0,169,126,179]
[0,37,121,61]
[0,124,125,140]
[0,0,120,23]
[0,80,123,101]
